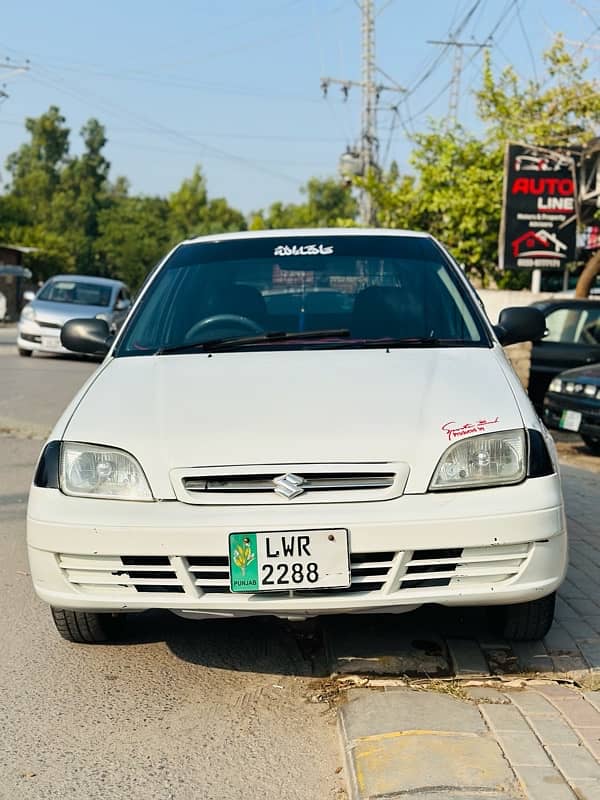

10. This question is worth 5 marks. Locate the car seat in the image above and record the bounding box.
[350,285,424,339]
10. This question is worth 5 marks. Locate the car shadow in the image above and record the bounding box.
[114,604,496,678]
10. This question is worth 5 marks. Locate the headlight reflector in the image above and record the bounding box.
[20,304,35,322]
[549,378,562,393]
[60,442,153,500]
[430,429,526,491]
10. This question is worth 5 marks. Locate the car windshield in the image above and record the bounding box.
[116,235,488,356]
[38,280,112,307]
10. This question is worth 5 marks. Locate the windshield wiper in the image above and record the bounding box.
[156,329,351,355]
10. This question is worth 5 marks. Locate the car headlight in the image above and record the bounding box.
[549,378,562,393]
[60,442,153,500]
[95,313,110,322]
[429,429,526,491]
[20,304,35,322]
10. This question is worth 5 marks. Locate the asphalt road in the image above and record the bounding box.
[0,330,345,800]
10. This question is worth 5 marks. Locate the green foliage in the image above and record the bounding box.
[252,177,357,229]
[361,35,600,284]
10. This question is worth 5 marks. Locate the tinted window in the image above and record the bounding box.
[544,307,600,345]
[39,280,112,307]
[116,235,487,356]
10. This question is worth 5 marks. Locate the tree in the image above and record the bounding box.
[95,196,172,289]
[251,177,357,229]
[361,36,600,288]
[168,166,246,241]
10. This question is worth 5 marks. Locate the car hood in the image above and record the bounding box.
[556,362,600,383]
[31,299,110,325]
[63,347,525,496]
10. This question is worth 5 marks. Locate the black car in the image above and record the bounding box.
[543,363,600,454]
[529,299,600,410]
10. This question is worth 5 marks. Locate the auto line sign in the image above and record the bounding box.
[499,143,577,270]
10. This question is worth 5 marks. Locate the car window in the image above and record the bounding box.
[38,280,112,307]
[544,307,600,345]
[116,235,488,356]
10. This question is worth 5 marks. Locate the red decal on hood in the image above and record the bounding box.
[442,417,499,441]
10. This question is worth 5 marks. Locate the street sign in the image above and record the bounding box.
[499,143,578,270]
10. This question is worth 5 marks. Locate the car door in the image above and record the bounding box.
[530,304,600,408]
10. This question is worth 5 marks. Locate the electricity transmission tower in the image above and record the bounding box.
[320,0,404,225]
[427,39,489,127]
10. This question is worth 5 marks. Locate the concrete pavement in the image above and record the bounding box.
[336,460,600,800]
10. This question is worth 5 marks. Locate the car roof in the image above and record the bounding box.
[531,297,600,311]
[45,274,126,289]
[182,228,433,246]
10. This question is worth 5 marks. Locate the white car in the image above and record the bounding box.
[27,229,567,644]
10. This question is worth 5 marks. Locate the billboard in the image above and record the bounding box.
[499,143,577,270]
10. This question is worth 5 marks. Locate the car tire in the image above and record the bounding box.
[488,591,556,641]
[18,347,32,357]
[582,435,600,456]
[50,607,125,644]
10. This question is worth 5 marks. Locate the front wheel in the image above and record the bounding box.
[487,592,556,641]
[51,607,125,644]
[582,435,600,456]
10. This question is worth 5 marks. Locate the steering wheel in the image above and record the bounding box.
[185,314,264,342]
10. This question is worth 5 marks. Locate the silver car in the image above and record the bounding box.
[17,275,131,357]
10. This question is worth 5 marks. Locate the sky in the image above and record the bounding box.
[0,0,597,215]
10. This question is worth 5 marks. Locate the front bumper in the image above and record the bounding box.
[27,476,567,618]
[544,393,600,439]
[17,322,70,355]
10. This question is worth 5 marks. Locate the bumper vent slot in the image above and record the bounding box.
[58,554,184,594]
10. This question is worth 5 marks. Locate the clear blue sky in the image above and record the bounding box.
[0,1,596,215]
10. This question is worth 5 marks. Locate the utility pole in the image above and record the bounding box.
[427,40,488,127]
[320,0,404,226]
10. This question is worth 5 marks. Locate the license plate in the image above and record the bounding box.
[229,529,350,593]
[559,409,582,432]
[41,336,60,349]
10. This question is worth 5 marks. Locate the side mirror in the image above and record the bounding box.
[494,307,546,346]
[61,318,111,355]
[115,298,130,311]
[23,290,36,303]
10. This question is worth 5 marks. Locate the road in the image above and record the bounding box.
[0,330,345,800]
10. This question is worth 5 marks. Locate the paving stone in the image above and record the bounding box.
[509,691,559,716]
[573,728,600,759]
[560,619,600,641]
[511,765,577,800]
[544,623,580,655]
[537,684,581,701]
[551,653,590,675]
[555,597,581,621]
[339,688,487,741]
[570,779,600,799]
[583,692,600,713]
[447,638,490,677]
[566,598,600,618]
[512,641,555,674]
[551,698,600,729]
[544,743,600,780]
[528,715,581,746]
[493,730,552,767]
[577,641,600,670]
[480,703,532,733]
[350,732,519,799]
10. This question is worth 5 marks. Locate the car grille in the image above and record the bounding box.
[58,543,530,599]
[399,543,530,590]
[37,320,63,329]
[171,463,409,505]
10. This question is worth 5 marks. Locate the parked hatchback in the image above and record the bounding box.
[543,363,600,455]
[528,298,600,410]
[27,230,566,644]
[17,274,131,357]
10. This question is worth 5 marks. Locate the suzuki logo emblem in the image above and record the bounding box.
[273,473,305,499]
